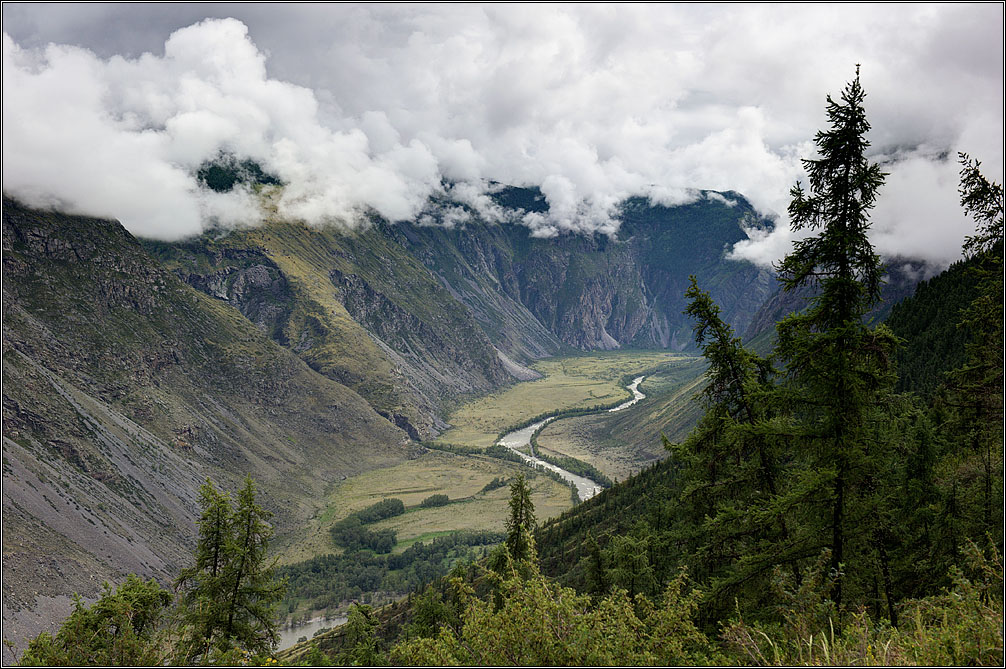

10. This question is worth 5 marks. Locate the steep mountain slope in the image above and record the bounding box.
[533,252,984,591]
[147,188,775,438]
[885,254,984,396]
[146,218,516,438]
[2,199,409,653]
[388,188,776,357]
[743,257,934,348]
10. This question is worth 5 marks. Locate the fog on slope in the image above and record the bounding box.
[1,5,1002,268]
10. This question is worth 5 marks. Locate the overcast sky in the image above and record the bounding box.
[2,3,1003,267]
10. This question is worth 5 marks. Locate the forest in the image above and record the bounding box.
[10,71,1002,668]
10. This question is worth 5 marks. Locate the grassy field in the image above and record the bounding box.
[275,350,701,567]
[435,351,689,449]
[534,359,707,482]
[275,449,572,565]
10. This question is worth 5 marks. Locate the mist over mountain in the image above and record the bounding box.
[3,6,1002,268]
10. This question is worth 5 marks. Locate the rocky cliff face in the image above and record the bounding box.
[387,189,776,358]
[2,199,409,656]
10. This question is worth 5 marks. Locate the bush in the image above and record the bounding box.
[19,575,172,667]
[421,494,450,508]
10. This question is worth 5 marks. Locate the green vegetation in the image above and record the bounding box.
[437,351,685,448]
[420,494,450,508]
[196,154,282,193]
[329,499,405,554]
[277,531,503,615]
[173,477,286,662]
[886,258,981,396]
[332,72,1001,667]
[529,428,614,488]
[15,478,287,666]
[17,576,172,666]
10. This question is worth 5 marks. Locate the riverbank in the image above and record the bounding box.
[495,376,647,502]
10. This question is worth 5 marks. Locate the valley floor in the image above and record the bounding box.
[271,351,704,622]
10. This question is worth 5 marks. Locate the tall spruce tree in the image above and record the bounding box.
[773,67,899,611]
[505,473,537,564]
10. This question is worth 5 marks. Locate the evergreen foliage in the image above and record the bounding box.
[938,154,1004,557]
[174,476,285,662]
[771,67,899,611]
[886,258,980,396]
[329,498,405,553]
[18,576,172,667]
[504,473,537,565]
[277,530,503,613]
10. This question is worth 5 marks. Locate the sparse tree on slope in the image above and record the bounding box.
[505,472,536,565]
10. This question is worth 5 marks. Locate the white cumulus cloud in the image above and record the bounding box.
[1,5,1003,268]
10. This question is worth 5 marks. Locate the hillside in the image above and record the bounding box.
[389,188,776,357]
[2,199,410,652]
[145,218,515,438]
[885,255,984,396]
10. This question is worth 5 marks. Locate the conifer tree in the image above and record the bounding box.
[941,155,1004,553]
[505,473,537,564]
[672,277,800,616]
[221,476,284,653]
[175,478,235,657]
[174,476,284,661]
[773,67,898,609]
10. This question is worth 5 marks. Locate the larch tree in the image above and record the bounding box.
[773,66,899,612]
[942,154,1004,554]
[670,276,801,617]
[174,476,284,662]
[505,473,537,565]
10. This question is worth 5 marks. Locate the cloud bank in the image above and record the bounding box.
[2,5,1003,266]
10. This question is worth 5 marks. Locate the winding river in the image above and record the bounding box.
[495,375,646,502]
[280,376,647,647]
[278,615,348,651]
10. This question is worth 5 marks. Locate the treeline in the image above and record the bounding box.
[886,255,983,396]
[277,530,504,615]
[422,440,582,503]
[537,76,1004,649]
[329,498,405,553]
[493,373,643,441]
[283,456,1001,668]
[529,425,613,488]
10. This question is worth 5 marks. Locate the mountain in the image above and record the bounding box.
[2,199,410,651]
[742,256,934,353]
[145,188,776,440]
[387,188,776,357]
[534,249,985,592]
[1,186,780,653]
[143,219,515,439]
